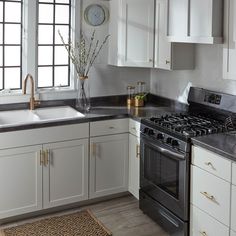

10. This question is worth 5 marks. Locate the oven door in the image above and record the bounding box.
[140,134,189,221]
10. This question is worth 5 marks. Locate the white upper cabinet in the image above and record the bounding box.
[109,0,194,70]
[155,0,194,70]
[168,0,223,44]
[223,0,236,81]
[109,0,154,67]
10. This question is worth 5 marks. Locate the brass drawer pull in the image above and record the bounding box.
[132,127,136,131]
[91,143,96,156]
[136,144,140,158]
[205,162,216,170]
[40,150,44,166]
[200,231,208,236]
[165,60,170,64]
[200,191,218,204]
[45,150,50,166]
[109,126,115,129]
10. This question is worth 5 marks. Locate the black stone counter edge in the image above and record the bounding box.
[191,138,236,162]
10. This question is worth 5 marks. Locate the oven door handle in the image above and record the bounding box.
[141,135,186,160]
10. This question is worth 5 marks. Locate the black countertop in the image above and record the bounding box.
[191,132,236,161]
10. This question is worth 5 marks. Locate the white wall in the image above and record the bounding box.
[150,44,236,104]
[81,0,150,97]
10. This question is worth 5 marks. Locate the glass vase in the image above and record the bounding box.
[76,76,91,112]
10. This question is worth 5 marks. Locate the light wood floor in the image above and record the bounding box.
[0,195,169,236]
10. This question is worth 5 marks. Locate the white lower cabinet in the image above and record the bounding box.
[0,145,43,219]
[190,205,229,236]
[128,134,140,199]
[90,134,129,199]
[231,185,236,232]
[43,139,89,208]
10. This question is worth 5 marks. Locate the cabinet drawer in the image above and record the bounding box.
[190,205,229,236]
[231,230,236,236]
[90,119,128,137]
[191,165,231,226]
[129,119,140,137]
[232,163,236,186]
[231,185,236,232]
[192,146,231,182]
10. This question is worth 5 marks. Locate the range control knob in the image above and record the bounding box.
[166,137,172,144]
[172,140,179,147]
[157,133,164,140]
[148,129,154,136]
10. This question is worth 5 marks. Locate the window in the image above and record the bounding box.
[37,0,71,88]
[0,0,22,90]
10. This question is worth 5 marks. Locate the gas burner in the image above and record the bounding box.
[145,113,226,138]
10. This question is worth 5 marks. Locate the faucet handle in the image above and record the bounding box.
[29,97,40,110]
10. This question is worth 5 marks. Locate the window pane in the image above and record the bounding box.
[55,66,68,86]
[0,46,2,66]
[38,4,53,24]
[38,46,53,65]
[55,5,69,24]
[5,46,21,66]
[0,2,3,22]
[5,24,21,44]
[0,24,2,44]
[5,2,21,23]
[4,67,20,89]
[55,25,69,44]
[39,0,53,2]
[55,46,68,65]
[38,25,53,44]
[55,0,70,4]
[38,67,53,87]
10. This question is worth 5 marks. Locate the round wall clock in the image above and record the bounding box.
[84,4,109,26]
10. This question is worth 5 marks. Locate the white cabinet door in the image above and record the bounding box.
[128,134,140,199]
[43,139,89,208]
[120,0,154,67]
[0,145,42,219]
[90,134,129,198]
[231,185,236,232]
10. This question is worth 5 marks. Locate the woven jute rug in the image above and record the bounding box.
[0,210,112,236]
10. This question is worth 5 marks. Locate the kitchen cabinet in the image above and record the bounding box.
[190,205,229,236]
[43,139,88,209]
[89,118,128,199]
[90,133,129,199]
[168,0,223,44]
[0,124,89,219]
[0,145,42,219]
[109,0,194,70]
[190,145,236,236]
[223,0,236,81]
[231,185,236,232]
[109,0,154,67]
[155,0,194,70]
[128,120,140,200]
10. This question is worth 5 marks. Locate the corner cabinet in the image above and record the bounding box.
[89,119,129,199]
[167,0,223,44]
[109,0,194,70]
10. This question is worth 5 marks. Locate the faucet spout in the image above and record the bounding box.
[23,74,40,110]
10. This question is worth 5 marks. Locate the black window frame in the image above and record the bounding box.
[37,0,71,89]
[0,0,23,91]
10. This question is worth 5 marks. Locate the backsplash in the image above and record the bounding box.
[150,44,236,104]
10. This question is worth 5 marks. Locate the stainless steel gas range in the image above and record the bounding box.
[139,87,236,236]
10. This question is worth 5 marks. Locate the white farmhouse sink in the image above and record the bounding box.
[0,109,41,127]
[34,106,85,121]
[0,106,84,128]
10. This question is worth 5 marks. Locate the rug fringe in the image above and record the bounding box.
[86,209,112,236]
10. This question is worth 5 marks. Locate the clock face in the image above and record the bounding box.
[84,4,107,26]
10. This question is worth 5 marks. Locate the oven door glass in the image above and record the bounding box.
[144,142,179,199]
